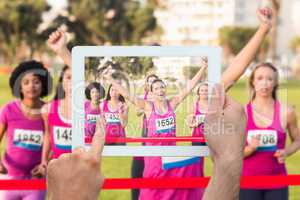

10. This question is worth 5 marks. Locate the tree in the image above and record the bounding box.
[183,66,202,80]
[290,36,300,80]
[47,0,158,76]
[219,26,269,61]
[290,36,300,53]
[49,0,158,47]
[0,1,50,65]
[85,56,155,81]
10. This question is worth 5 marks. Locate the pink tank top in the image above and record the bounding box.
[48,100,72,159]
[192,102,206,138]
[242,101,287,189]
[102,100,125,139]
[84,101,101,144]
[146,101,176,146]
[0,100,44,176]
[140,101,203,200]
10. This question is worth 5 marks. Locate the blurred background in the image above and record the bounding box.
[0,0,300,79]
[0,0,299,200]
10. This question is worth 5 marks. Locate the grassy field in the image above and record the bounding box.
[0,73,299,199]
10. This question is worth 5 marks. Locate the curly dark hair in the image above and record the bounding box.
[85,82,105,100]
[9,60,53,99]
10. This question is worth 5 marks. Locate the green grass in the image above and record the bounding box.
[0,74,299,200]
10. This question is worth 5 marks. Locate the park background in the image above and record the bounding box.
[0,0,299,199]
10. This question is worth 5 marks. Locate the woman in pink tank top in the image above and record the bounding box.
[101,84,128,145]
[131,74,159,200]
[186,83,208,146]
[40,29,74,169]
[0,60,52,200]
[84,82,105,144]
[43,65,72,159]
[103,8,280,199]
[239,63,300,200]
[103,60,207,200]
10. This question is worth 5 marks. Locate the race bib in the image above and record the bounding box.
[247,130,278,151]
[105,113,120,124]
[155,116,175,134]
[53,126,72,150]
[13,129,43,151]
[195,114,205,124]
[161,156,201,170]
[86,114,101,123]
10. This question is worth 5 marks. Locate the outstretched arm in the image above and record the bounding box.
[170,58,207,109]
[119,103,129,128]
[222,8,272,91]
[47,28,71,67]
[103,68,145,110]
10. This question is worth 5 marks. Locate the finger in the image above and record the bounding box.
[273,151,281,157]
[31,167,38,174]
[89,118,105,161]
[48,35,55,43]
[73,146,86,154]
[207,83,225,114]
[54,31,60,38]
[201,57,208,64]
[58,28,64,35]
[277,157,283,164]
[46,158,59,176]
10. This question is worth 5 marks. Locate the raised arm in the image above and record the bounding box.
[170,58,207,109]
[186,103,198,128]
[119,103,129,128]
[222,8,272,91]
[41,104,51,166]
[103,68,145,110]
[47,28,71,67]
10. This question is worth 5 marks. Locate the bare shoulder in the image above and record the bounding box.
[144,101,152,110]
[41,103,50,115]
[286,104,297,122]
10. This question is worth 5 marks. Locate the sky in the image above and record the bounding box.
[47,0,67,10]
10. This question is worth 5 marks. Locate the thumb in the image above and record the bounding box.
[207,84,225,115]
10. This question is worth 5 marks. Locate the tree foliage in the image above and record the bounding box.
[0,0,50,64]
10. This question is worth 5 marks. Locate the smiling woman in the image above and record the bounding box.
[0,60,53,200]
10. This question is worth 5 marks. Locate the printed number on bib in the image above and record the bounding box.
[247,130,278,151]
[53,126,72,150]
[87,114,101,123]
[155,116,175,134]
[13,129,43,151]
[105,113,120,124]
